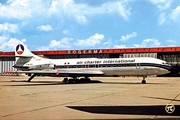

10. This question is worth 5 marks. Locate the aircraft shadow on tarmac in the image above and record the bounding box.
[143,96,180,102]
[67,105,180,116]
[2,79,168,86]
[4,80,102,86]
[102,81,167,85]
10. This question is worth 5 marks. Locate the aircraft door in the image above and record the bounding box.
[136,63,140,69]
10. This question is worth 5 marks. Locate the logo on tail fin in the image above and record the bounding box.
[16,44,24,55]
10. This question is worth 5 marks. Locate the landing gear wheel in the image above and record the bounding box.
[63,78,68,83]
[67,78,79,84]
[68,79,73,84]
[73,79,79,83]
[80,78,86,83]
[84,77,91,83]
[85,78,91,83]
[142,79,146,84]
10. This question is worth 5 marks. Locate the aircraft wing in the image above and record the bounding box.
[16,69,104,77]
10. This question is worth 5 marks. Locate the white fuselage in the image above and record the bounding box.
[14,57,171,77]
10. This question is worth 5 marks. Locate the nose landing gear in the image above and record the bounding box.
[141,76,147,84]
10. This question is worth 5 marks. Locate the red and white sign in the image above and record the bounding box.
[67,49,103,54]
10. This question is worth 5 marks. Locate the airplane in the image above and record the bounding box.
[13,42,172,84]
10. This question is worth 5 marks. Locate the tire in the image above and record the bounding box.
[142,80,146,84]
[68,79,73,84]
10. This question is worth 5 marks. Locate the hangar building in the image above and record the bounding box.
[0,46,180,76]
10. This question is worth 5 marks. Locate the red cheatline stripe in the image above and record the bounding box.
[56,71,60,75]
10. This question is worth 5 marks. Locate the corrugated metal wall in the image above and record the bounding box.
[0,57,17,76]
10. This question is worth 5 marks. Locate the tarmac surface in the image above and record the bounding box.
[0,76,180,119]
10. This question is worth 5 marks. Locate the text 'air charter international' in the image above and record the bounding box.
[77,59,135,64]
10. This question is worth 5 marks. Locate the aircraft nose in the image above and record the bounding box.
[165,70,170,74]
[167,66,172,71]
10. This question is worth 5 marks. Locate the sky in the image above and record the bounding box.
[0,0,180,52]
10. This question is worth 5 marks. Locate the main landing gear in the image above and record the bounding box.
[141,76,147,84]
[27,74,37,82]
[62,77,91,84]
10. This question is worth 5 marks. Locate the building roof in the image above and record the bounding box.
[0,46,180,57]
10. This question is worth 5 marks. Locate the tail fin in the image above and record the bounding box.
[15,42,36,57]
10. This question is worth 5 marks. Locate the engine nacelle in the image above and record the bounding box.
[28,63,55,70]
